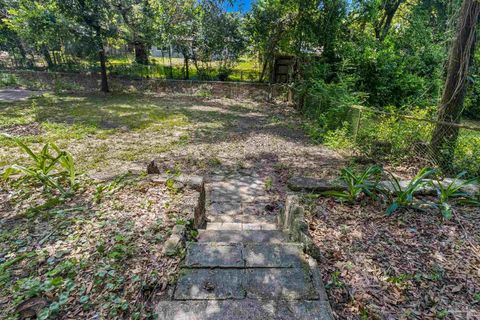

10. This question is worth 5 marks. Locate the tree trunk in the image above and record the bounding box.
[374,0,403,42]
[430,0,480,169]
[168,46,173,79]
[183,52,189,80]
[94,27,109,92]
[134,42,149,65]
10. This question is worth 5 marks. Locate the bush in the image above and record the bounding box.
[0,73,19,87]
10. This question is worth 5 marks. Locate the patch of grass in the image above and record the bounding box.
[0,93,196,173]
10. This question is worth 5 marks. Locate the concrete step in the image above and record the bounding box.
[197,230,287,243]
[184,243,305,268]
[206,214,278,231]
[208,214,277,224]
[206,221,277,231]
[156,300,333,320]
[174,269,245,300]
[208,201,273,216]
[185,243,244,268]
[244,243,305,268]
[174,268,318,300]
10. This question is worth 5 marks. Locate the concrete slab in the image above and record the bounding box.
[174,269,245,300]
[185,243,244,268]
[244,244,305,268]
[245,268,318,300]
[197,230,287,243]
[156,300,333,320]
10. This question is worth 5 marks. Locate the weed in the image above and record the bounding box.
[264,177,273,191]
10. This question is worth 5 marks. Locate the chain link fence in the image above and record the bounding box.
[348,105,480,176]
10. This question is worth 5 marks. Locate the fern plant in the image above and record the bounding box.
[323,165,383,203]
[385,167,437,215]
[2,134,77,195]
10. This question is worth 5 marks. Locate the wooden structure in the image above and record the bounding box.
[270,55,295,83]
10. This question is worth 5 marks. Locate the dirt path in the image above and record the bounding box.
[144,96,345,200]
[0,89,43,102]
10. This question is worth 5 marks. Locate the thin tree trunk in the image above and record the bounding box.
[168,47,173,79]
[430,0,480,169]
[374,0,403,42]
[182,49,190,80]
[95,31,109,93]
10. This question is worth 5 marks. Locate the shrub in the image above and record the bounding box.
[0,73,19,87]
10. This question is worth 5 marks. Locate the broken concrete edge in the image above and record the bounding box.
[162,225,187,256]
[278,193,334,320]
[288,176,479,197]
[308,257,335,319]
[279,193,321,260]
[150,174,207,230]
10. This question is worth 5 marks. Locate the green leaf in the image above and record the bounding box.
[386,202,399,216]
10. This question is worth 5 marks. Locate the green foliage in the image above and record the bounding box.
[431,172,479,219]
[323,165,383,203]
[385,168,437,215]
[1,134,77,195]
[0,73,19,87]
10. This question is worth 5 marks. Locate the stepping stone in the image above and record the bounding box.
[244,243,305,268]
[245,268,318,300]
[185,243,244,268]
[174,269,245,300]
[156,300,333,320]
[197,230,287,243]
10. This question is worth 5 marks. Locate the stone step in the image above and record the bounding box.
[244,243,305,268]
[185,243,244,268]
[208,202,273,216]
[197,230,287,243]
[156,300,333,320]
[184,243,305,268]
[208,214,277,224]
[174,269,245,300]
[206,221,277,231]
[174,268,319,300]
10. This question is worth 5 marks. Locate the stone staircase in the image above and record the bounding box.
[156,175,333,320]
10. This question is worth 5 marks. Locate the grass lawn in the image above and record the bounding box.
[104,56,260,82]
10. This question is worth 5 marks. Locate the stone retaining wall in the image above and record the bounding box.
[4,70,288,102]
